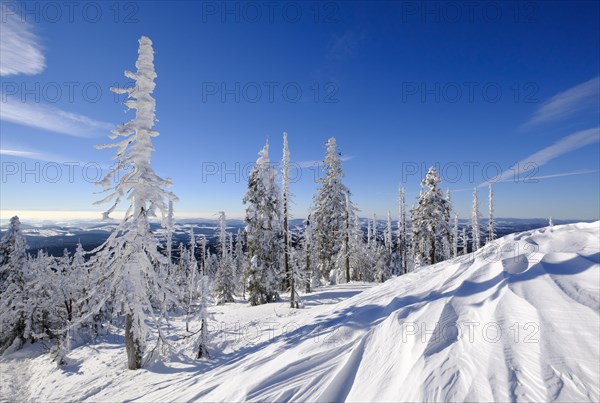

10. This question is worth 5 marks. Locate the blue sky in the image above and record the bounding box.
[1,0,599,221]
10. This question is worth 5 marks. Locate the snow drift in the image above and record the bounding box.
[233,221,599,402]
[2,222,598,402]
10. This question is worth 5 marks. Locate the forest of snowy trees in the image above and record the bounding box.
[0,36,498,369]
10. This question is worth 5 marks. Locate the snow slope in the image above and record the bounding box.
[1,222,598,402]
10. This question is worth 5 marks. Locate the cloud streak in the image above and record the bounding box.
[0,147,68,163]
[480,127,600,186]
[523,77,599,128]
[0,11,113,137]
[0,9,45,75]
[1,97,113,137]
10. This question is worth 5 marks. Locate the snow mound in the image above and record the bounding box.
[236,221,600,402]
[2,222,598,402]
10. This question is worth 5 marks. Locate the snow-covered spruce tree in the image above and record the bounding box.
[185,226,210,359]
[281,132,299,308]
[410,167,452,266]
[384,210,395,274]
[199,235,207,280]
[369,215,391,282]
[549,217,554,231]
[0,216,31,353]
[68,241,101,337]
[0,219,56,351]
[452,214,459,258]
[471,187,481,251]
[444,189,453,259]
[334,193,358,284]
[397,187,408,274]
[214,211,235,304]
[312,138,352,283]
[0,216,27,289]
[461,227,468,255]
[348,215,369,281]
[232,230,245,296]
[300,215,319,292]
[88,36,178,370]
[185,227,198,332]
[487,184,495,243]
[196,262,210,359]
[243,142,283,305]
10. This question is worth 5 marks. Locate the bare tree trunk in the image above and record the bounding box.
[196,319,209,359]
[125,313,142,370]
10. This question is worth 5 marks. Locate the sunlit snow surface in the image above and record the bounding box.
[1,222,598,402]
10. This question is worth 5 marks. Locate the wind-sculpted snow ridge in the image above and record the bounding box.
[2,222,598,402]
[238,222,599,403]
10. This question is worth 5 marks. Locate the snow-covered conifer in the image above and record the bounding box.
[0,216,30,353]
[410,167,452,265]
[281,131,298,307]
[243,142,283,305]
[471,187,481,251]
[312,138,352,283]
[452,214,459,258]
[214,212,235,304]
[86,37,178,369]
[397,187,408,274]
[487,184,495,243]
[385,211,393,255]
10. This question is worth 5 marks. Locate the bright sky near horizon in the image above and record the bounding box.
[0,1,599,221]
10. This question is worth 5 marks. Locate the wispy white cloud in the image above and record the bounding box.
[0,9,45,75]
[480,127,600,186]
[0,11,113,136]
[487,169,598,186]
[523,77,599,128]
[514,169,598,181]
[0,147,67,162]
[1,97,113,137]
[294,155,355,169]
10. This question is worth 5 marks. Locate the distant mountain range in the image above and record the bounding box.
[0,217,592,257]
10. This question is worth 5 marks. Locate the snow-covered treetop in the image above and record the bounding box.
[95,35,177,224]
[6,216,22,236]
[422,166,441,190]
[0,216,27,261]
[282,132,290,194]
[323,137,344,182]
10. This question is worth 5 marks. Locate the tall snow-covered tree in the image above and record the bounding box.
[243,142,283,305]
[410,167,452,266]
[312,138,352,283]
[487,184,495,243]
[87,36,178,370]
[471,187,481,251]
[185,227,198,332]
[0,216,31,353]
[232,229,245,296]
[348,215,370,281]
[397,187,408,274]
[214,211,235,304]
[301,215,319,292]
[334,194,358,284]
[452,214,459,258]
[281,132,298,307]
[0,216,27,288]
[384,211,393,256]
